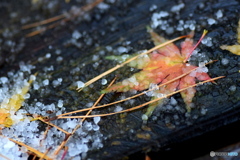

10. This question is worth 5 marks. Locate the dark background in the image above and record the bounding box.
[0,0,239,159]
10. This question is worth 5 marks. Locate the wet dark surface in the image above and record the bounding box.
[0,0,239,160]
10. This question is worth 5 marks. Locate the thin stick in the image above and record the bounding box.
[22,14,66,30]
[25,22,61,37]
[7,137,52,160]
[0,154,11,160]
[53,77,116,155]
[39,147,52,160]
[61,76,224,119]
[77,35,188,92]
[81,0,104,12]
[40,125,51,147]
[23,0,104,37]
[61,147,68,160]
[38,117,70,134]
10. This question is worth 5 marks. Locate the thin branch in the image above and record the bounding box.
[22,0,104,37]
[0,154,11,160]
[22,14,66,30]
[39,147,52,160]
[7,137,52,160]
[38,117,70,134]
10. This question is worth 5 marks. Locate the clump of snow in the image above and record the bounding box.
[114,105,123,112]
[221,58,229,66]
[93,116,101,124]
[97,2,110,10]
[201,37,213,47]
[149,4,157,12]
[76,81,85,88]
[229,85,236,92]
[106,46,112,52]
[151,11,169,28]
[142,114,149,121]
[52,78,62,87]
[92,55,99,61]
[0,77,8,84]
[0,136,27,160]
[170,3,185,13]
[45,53,51,59]
[207,18,216,25]
[72,30,82,39]
[170,97,177,106]
[43,79,49,86]
[215,10,223,19]
[101,79,107,85]
[117,46,128,54]
[86,102,94,108]
[57,99,64,108]
[200,108,208,115]
[151,9,196,32]
[55,49,61,55]
[176,20,196,31]
[56,56,63,62]
[189,63,208,77]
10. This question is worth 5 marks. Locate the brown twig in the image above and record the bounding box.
[7,137,52,160]
[22,0,104,37]
[0,154,11,160]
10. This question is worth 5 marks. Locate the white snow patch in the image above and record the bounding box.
[45,53,51,59]
[221,58,229,66]
[72,30,82,39]
[76,81,85,88]
[93,116,101,124]
[215,10,223,19]
[43,79,49,86]
[114,105,123,112]
[207,18,216,25]
[57,99,64,108]
[171,3,185,13]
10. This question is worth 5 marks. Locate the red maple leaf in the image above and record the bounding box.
[102,29,211,117]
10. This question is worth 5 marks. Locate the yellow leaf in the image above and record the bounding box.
[220,20,240,56]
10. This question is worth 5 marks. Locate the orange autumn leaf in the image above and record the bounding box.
[102,29,212,117]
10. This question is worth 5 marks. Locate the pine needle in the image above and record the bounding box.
[8,137,52,160]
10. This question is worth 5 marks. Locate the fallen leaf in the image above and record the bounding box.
[102,29,212,117]
[220,20,240,55]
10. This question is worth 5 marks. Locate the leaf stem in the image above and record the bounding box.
[184,30,208,63]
